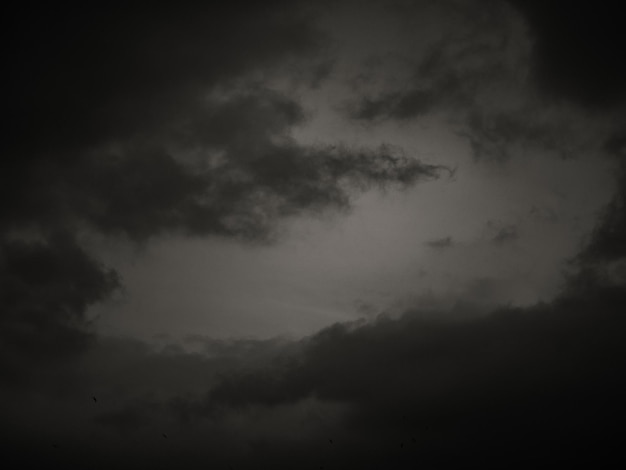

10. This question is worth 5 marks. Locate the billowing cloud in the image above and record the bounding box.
[2,4,445,242]
[344,0,620,163]
[6,279,624,468]
[6,89,444,242]
[191,283,626,467]
[346,0,529,121]
[3,2,626,468]
[0,2,448,384]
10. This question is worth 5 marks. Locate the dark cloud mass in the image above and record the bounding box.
[200,286,626,466]
[491,224,519,245]
[346,0,543,163]
[7,92,443,242]
[425,236,454,250]
[5,284,626,468]
[2,4,443,243]
[3,3,323,158]
[579,163,626,263]
[0,1,444,384]
[347,0,624,162]
[0,233,119,384]
[3,1,626,469]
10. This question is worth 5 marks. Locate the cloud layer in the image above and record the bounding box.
[3,2,626,469]
[1,1,448,389]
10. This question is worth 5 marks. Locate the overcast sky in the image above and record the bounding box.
[2,1,626,468]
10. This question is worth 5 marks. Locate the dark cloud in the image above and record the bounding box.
[0,1,448,386]
[349,88,439,122]
[17,277,608,468]
[1,2,327,236]
[347,35,487,123]
[352,0,626,163]
[5,2,626,468]
[507,0,626,109]
[491,224,519,245]
[578,163,626,264]
[3,279,626,468]
[458,109,567,161]
[10,114,444,243]
[0,233,119,385]
[169,145,626,457]
[567,130,626,286]
[346,0,620,163]
[344,0,564,162]
[2,4,445,244]
[193,284,626,467]
[604,128,626,158]
[0,2,334,382]
[94,400,159,434]
[425,236,453,250]
[2,2,325,160]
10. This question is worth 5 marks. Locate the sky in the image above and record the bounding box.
[1,1,625,468]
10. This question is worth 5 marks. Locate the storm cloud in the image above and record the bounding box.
[0,1,446,385]
[0,233,120,385]
[3,1,626,469]
[6,278,624,468]
[345,0,621,163]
